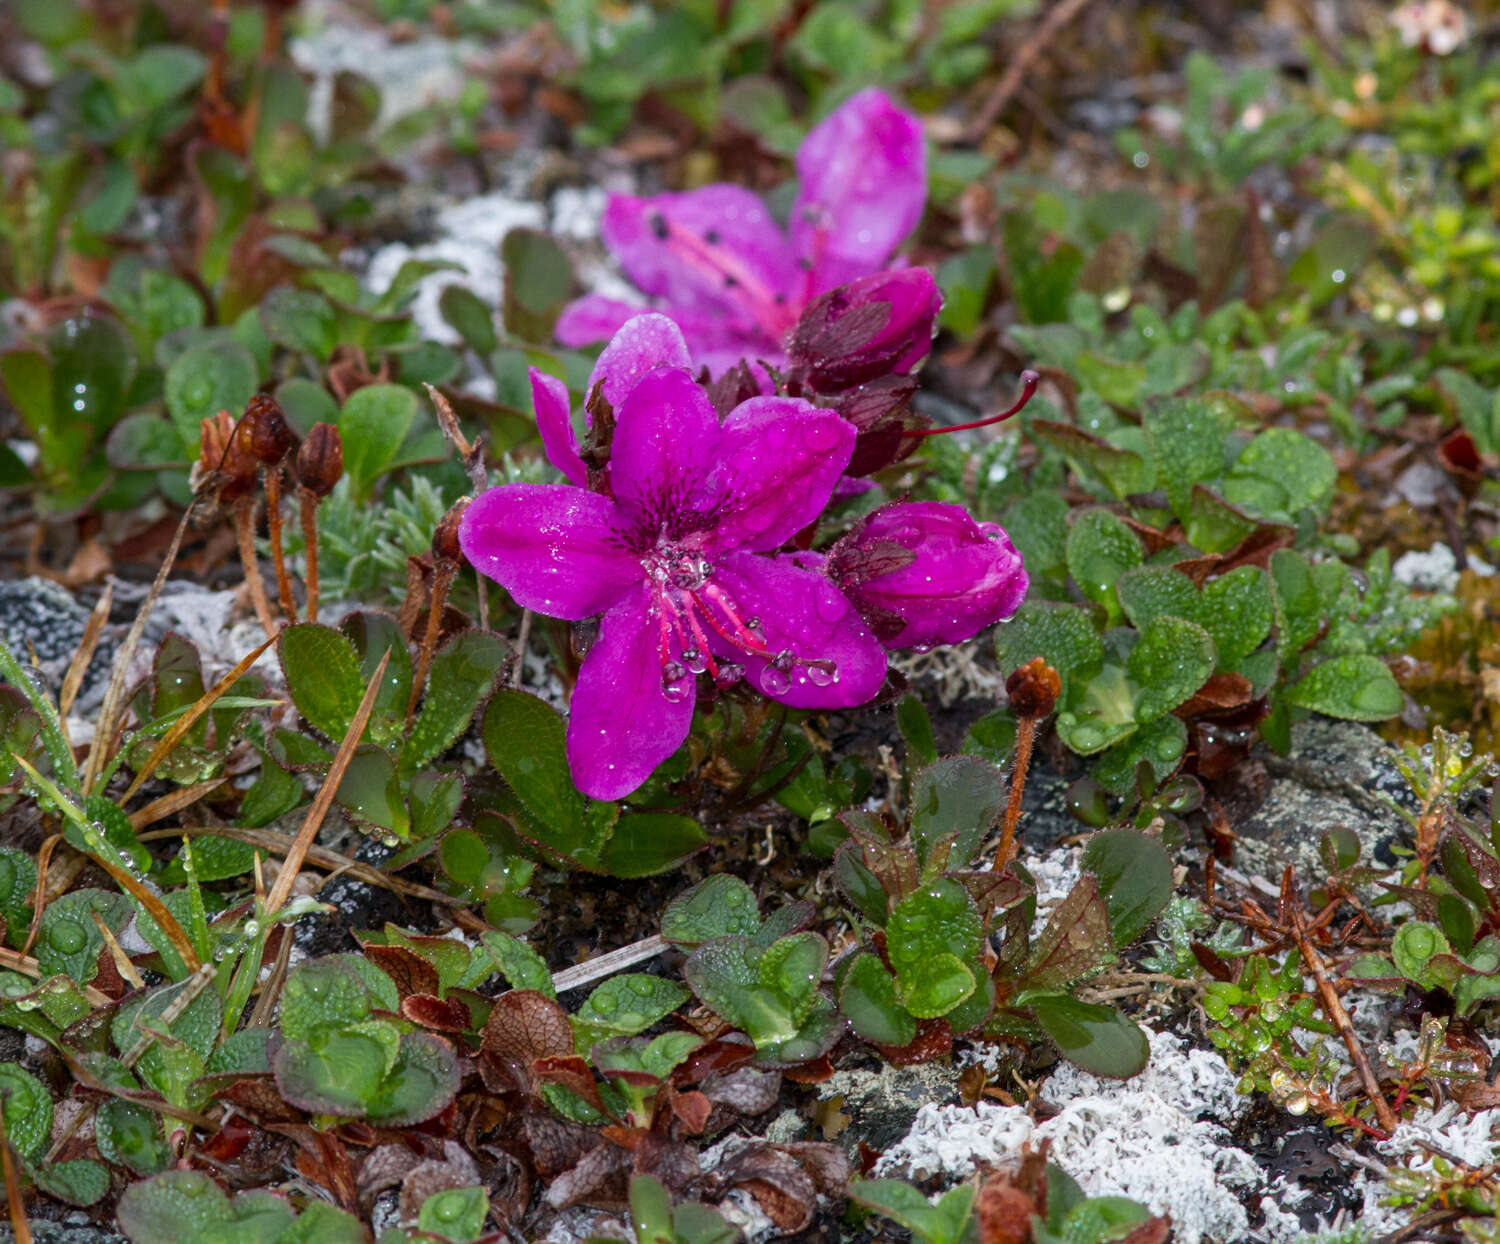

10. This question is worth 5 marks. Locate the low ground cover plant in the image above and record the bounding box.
[0,1,1499,1241]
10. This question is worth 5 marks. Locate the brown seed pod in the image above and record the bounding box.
[1005,658,1061,719]
[432,497,469,566]
[293,422,344,497]
[239,393,296,465]
[195,410,259,503]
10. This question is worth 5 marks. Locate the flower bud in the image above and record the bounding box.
[828,501,1027,650]
[293,423,344,497]
[432,497,469,566]
[1006,658,1060,719]
[239,393,296,465]
[786,268,941,392]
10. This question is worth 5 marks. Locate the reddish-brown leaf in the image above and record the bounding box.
[872,1017,953,1066]
[364,944,440,999]
[402,993,471,1032]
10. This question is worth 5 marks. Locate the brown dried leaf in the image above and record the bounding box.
[483,989,574,1095]
[544,1141,631,1210]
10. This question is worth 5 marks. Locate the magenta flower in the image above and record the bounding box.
[461,334,889,800]
[786,268,942,393]
[555,88,926,376]
[827,502,1029,650]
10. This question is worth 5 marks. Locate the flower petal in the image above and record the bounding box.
[792,88,927,292]
[600,189,798,338]
[460,483,638,620]
[706,397,854,554]
[554,293,649,348]
[588,313,692,412]
[566,582,694,800]
[610,367,722,527]
[530,367,586,485]
[708,552,886,709]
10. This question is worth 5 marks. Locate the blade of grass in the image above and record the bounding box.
[0,638,77,791]
[120,633,277,804]
[58,580,112,720]
[265,649,389,916]
[83,501,196,795]
[14,757,201,974]
[19,834,63,959]
[128,778,228,832]
[91,909,146,989]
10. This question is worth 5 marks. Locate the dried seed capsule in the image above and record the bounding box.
[1006,658,1061,720]
[239,393,296,465]
[293,422,343,497]
[432,497,469,565]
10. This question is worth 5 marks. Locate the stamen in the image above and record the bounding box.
[910,370,1039,436]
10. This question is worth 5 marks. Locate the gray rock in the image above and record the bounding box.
[815,1058,962,1157]
[0,1224,125,1244]
[1229,717,1413,881]
[0,577,109,704]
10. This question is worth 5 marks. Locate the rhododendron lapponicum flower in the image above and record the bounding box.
[555,88,926,376]
[460,317,889,800]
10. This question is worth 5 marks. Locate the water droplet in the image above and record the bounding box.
[714,663,745,688]
[760,665,790,695]
[682,647,707,674]
[805,661,836,687]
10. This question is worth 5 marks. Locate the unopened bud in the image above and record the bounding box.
[1006,658,1060,719]
[786,268,941,392]
[432,497,469,565]
[239,393,296,465]
[293,423,343,497]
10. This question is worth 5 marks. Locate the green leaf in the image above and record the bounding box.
[662,875,762,946]
[573,974,689,1047]
[339,383,418,499]
[1199,566,1273,666]
[259,285,337,359]
[994,602,1103,704]
[481,688,587,842]
[1222,426,1337,519]
[838,953,915,1047]
[1030,994,1149,1078]
[1128,615,1215,722]
[418,1186,489,1243]
[36,888,132,982]
[439,285,500,355]
[164,339,257,452]
[96,1099,170,1176]
[1286,654,1403,721]
[1066,509,1142,620]
[1141,395,1237,520]
[273,376,338,435]
[364,1032,460,1126]
[0,1065,51,1160]
[335,745,409,837]
[885,879,982,1019]
[46,312,137,439]
[601,812,708,877]
[501,228,574,343]
[850,1179,976,1244]
[277,623,365,742]
[895,694,938,767]
[1091,714,1186,796]
[1031,420,1150,500]
[402,630,510,772]
[908,756,1004,872]
[1082,829,1174,948]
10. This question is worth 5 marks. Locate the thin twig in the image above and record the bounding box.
[1286,870,1398,1135]
[964,0,1099,141]
[553,935,667,993]
[84,505,195,793]
[59,580,112,720]
[265,650,390,915]
[407,562,455,725]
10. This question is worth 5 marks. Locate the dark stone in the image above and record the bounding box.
[814,1056,962,1158]
[0,578,104,699]
[1222,718,1413,880]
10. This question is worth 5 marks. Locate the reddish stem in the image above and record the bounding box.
[993,713,1036,872]
[911,370,1039,436]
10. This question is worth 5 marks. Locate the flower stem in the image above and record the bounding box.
[407,561,456,725]
[265,466,296,623]
[234,497,278,642]
[911,370,1039,436]
[299,490,321,622]
[993,713,1036,872]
